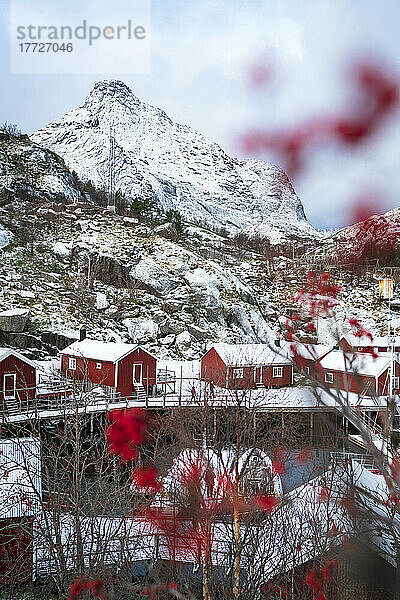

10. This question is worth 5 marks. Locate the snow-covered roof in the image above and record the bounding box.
[341,333,400,348]
[35,460,392,579]
[0,347,38,369]
[208,343,291,366]
[0,438,42,519]
[147,446,283,504]
[320,350,395,377]
[60,339,143,362]
[284,342,333,361]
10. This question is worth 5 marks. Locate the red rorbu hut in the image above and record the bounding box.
[201,343,292,390]
[0,348,36,410]
[60,338,157,399]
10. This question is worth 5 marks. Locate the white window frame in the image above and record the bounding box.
[68,357,76,370]
[232,367,244,379]
[272,366,283,378]
[3,373,16,399]
[96,362,102,370]
[305,366,310,376]
[393,377,400,389]
[253,366,262,384]
[325,372,334,384]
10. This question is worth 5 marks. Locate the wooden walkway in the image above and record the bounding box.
[1,386,390,424]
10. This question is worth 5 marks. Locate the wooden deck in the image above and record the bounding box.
[1,382,390,424]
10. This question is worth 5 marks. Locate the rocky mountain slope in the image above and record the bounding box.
[0,129,83,204]
[0,190,393,361]
[32,80,318,245]
[0,196,283,359]
[334,207,400,263]
[0,129,394,362]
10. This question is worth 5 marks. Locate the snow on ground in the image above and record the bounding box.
[0,225,10,248]
[157,358,201,378]
[35,358,61,374]
[0,307,29,317]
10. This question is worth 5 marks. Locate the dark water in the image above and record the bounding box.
[280,448,331,493]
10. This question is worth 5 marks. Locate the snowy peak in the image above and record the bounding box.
[89,79,136,98]
[84,79,144,113]
[32,81,318,245]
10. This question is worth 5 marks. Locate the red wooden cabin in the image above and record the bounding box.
[319,351,400,396]
[201,343,292,390]
[340,334,400,354]
[60,339,157,399]
[0,348,36,409]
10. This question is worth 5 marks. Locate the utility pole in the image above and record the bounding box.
[379,277,395,397]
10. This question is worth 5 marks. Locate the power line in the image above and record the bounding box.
[107,123,116,212]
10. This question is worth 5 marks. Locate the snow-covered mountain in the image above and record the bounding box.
[32,80,317,245]
[325,207,400,262]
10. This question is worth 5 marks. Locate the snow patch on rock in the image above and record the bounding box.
[0,226,10,249]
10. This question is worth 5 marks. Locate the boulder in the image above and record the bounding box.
[96,292,109,310]
[123,216,139,225]
[175,331,192,352]
[123,318,159,343]
[130,258,181,297]
[0,308,30,332]
[186,324,210,341]
[163,299,184,314]
[154,222,178,240]
[0,226,10,249]
[152,311,168,324]
[159,334,176,346]
[53,241,71,258]
[159,318,185,336]
[19,290,35,299]
[91,252,134,288]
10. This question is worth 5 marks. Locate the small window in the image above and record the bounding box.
[232,368,244,378]
[305,366,310,376]
[325,372,334,384]
[96,362,102,370]
[68,357,76,370]
[393,377,400,390]
[273,366,283,378]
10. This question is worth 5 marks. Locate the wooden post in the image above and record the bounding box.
[204,365,207,409]
[342,415,345,453]
[179,365,183,406]
[310,412,314,446]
